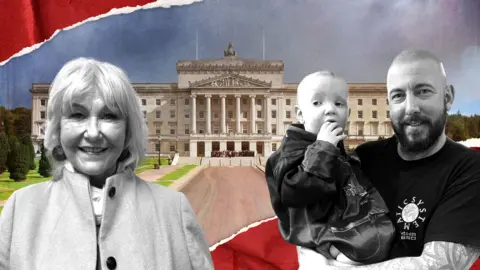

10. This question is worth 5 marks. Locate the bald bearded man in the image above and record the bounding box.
[299,50,480,269]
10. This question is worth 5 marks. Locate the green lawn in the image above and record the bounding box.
[158,165,197,181]
[153,165,198,187]
[0,206,3,215]
[134,157,169,174]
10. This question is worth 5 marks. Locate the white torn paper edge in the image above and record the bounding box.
[0,0,203,66]
[457,138,480,147]
[209,216,278,252]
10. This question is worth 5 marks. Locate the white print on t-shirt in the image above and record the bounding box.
[396,196,427,240]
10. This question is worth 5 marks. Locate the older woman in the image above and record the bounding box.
[0,58,214,270]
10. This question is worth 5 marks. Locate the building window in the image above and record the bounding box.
[257,129,263,134]
[358,99,363,106]
[286,99,291,105]
[170,128,175,135]
[228,111,233,119]
[199,99,204,105]
[155,123,162,134]
[213,98,219,105]
[214,112,218,119]
[185,98,190,105]
[271,99,276,105]
[256,99,262,105]
[372,123,378,135]
[169,143,176,152]
[272,110,277,118]
[372,111,377,119]
[386,111,390,118]
[185,111,190,118]
[142,99,146,106]
[156,99,161,105]
[40,127,45,135]
[169,99,175,106]
[272,143,277,151]
[40,99,46,106]
[372,99,377,105]
[386,98,389,105]
[155,143,160,152]
[257,111,262,118]
[199,111,204,119]
[213,124,219,134]
[357,123,364,136]
[184,143,189,152]
[242,124,248,134]
[272,124,277,134]
[286,110,291,118]
[199,129,204,134]
[170,110,175,118]
[156,111,161,118]
[242,99,247,105]
[185,124,189,134]
[40,111,45,119]
[358,111,363,119]
[243,111,247,118]
[143,111,147,119]
[228,99,233,105]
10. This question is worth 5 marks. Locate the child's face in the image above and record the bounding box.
[296,76,349,135]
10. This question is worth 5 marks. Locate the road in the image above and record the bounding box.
[179,166,275,246]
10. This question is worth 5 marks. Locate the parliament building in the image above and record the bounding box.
[30,44,392,157]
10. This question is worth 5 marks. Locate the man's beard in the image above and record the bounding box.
[392,108,447,154]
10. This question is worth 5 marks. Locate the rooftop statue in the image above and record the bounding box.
[224,42,237,57]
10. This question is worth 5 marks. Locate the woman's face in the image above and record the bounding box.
[60,93,126,177]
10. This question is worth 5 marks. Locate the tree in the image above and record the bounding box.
[38,142,52,177]
[6,136,30,181]
[18,134,36,170]
[0,133,9,174]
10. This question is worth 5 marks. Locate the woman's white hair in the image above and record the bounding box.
[44,57,147,172]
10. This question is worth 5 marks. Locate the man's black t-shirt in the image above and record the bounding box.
[355,136,480,259]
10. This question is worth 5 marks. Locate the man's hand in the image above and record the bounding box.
[317,122,347,146]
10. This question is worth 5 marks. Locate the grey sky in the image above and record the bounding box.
[0,0,479,114]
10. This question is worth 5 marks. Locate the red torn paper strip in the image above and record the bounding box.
[210,217,299,270]
[0,0,158,65]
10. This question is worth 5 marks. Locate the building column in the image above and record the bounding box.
[220,95,226,134]
[234,141,241,151]
[250,95,256,134]
[189,141,197,157]
[205,141,212,157]
[190,94,197,134]
[220,141,227,151]
[205,94,212,134]
[264,95,271,134]
[235,94,241,133]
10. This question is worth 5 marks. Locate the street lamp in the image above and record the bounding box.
[157,135,161,168]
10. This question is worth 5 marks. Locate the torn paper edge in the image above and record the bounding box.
[209,216,278,252]
[0,0,203,66]
[457,138,480,147]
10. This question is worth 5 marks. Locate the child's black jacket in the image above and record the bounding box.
[265,123,395,263]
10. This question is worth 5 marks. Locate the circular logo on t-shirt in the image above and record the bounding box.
[401,203,419,223]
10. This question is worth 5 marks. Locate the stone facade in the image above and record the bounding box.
[30,46,392,157]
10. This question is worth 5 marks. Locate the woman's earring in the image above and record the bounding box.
[52,145,66,161]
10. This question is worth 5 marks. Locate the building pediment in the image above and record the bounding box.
[189,74,272,88]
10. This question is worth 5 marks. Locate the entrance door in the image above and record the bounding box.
[256,142,264,155]
[197,142,205,157]
[227,141,235,151]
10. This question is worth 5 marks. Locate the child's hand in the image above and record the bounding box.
[317,121,347,146]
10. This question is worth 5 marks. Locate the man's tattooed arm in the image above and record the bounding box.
[340,241,480,270]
